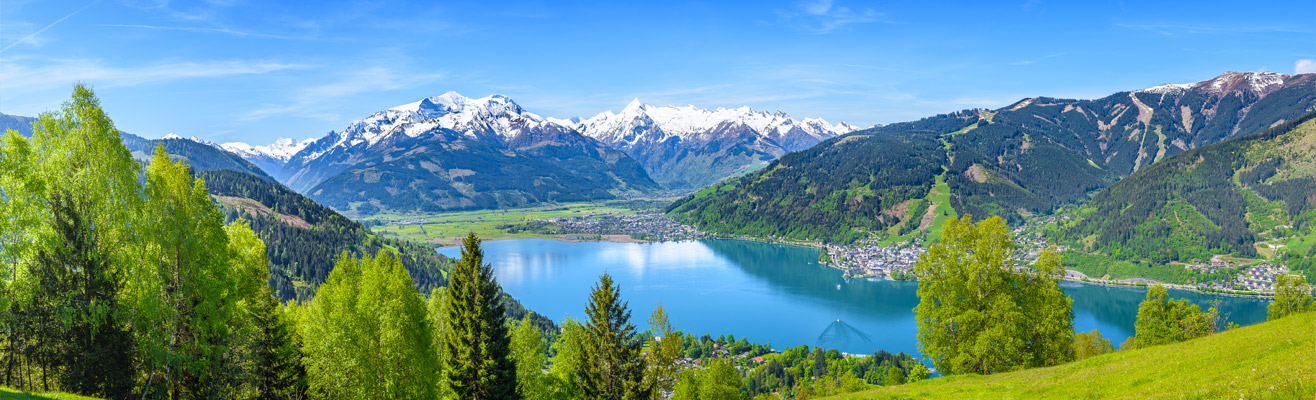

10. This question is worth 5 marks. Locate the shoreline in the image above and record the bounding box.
[432,232,1279,300]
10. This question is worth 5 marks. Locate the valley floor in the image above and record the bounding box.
[820,312,1316,399]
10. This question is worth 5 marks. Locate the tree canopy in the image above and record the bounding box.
[913,215,1074,375]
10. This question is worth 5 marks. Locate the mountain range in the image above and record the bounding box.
[209,92,854,214]
[564,100,857,189]
[670,71,1316,243]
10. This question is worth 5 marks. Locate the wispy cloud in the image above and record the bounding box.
[0,57,309,92]
[776,0,886,34]
[840,64,909,72]
[242,66,445,122]
[0,0,101,54]
[1298,59,1316,75]
[94,24,302,39]
[1010,52,1066,66]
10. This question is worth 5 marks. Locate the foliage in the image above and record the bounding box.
[511,317,551,400]
[816,312,1316,400]
[884,366,905,386]
[1131,286,1219,348]
[643,304,682,399]
[580,273,649,399]
[669,131,948,244]
[913,216,1074,375]
[443,233,518,400]
[27,192,134,399]
[1062,112,1316,264]
[1071,329,1114,361]
[1268,275,1315,320]
[670,358,744,400]
[201,169,449,301]
[299,251,438,399]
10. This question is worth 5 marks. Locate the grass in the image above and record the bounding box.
[362,200,665,244]
[0,387,101,400]
[821,312,1316,399]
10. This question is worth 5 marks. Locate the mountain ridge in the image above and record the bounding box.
[671,71,1316,244]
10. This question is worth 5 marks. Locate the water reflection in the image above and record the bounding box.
[439,238,1270,357]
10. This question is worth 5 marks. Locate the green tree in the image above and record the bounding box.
[884,364,906,386]
[444,233,518,400]
[913,215,1074,375]
[644,303,683,399]
[1268,275,1315,320]
[581,272,650,399]
[226,221,306,400]
[136,146,241,397]
[906,362,929,383]
[698,358,745,400]
[427,288,454,397]
[301,251,438,399]
[1072,329,1115,361]
[28,192,135,398]
[548,317,589,399]
[669,368,701,400]
[511,317,550,400]
[1132,285,1218,348]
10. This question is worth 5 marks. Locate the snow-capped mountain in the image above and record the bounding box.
[278,92,656,214]
[1139,71,1290,97]
[214,138,316,181]
[569,100,859,189]
[221,138,316,162]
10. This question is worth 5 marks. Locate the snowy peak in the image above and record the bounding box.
[316,91,560,156]
[576,100,857,144]
[220,137,317,162]
[1139,71,1291,97]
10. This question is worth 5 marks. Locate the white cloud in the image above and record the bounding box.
[241,66,445,121]
[94,24,301,39]
[1297,59,1316,75]
[0,0,101,54]
[777,0,885,34]
[0,58,309,94]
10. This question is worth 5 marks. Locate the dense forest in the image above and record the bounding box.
[668,130,948,243]
[1060,111,1316,281]
[672,74,1316,245]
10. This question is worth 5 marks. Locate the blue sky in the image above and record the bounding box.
[2,0,1314,144]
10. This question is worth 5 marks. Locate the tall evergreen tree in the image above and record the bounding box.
[581,272,650,400]
[443,233,518,400]
[29,192,135,398]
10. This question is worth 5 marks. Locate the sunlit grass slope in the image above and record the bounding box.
[824,312,1316,399]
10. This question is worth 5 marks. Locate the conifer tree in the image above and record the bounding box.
[30,192,135,398]
[444,233,518,399]
[581,272,650,400]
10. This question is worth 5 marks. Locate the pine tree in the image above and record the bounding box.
[30,192,135,398]
[581,272,650,400]
[249,285,305,400]
[444,233,518,399]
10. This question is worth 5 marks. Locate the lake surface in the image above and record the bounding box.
[438,239,1271,358]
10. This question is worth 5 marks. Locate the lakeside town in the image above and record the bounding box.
[529,209,1301,296]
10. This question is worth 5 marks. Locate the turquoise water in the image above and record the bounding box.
[438,239,1271,358]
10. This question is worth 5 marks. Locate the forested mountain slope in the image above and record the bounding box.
[199,170,448,300]
[1058,112,1316,279]
[672,72,1316,243]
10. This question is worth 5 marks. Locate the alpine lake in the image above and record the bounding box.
[438,239,1270,358]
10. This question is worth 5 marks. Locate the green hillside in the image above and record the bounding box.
[668,127,950,243]
[199,170,450,300]
[1060,112,1316,281]
[822,312,1316,399]
[669,74,1316,245]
